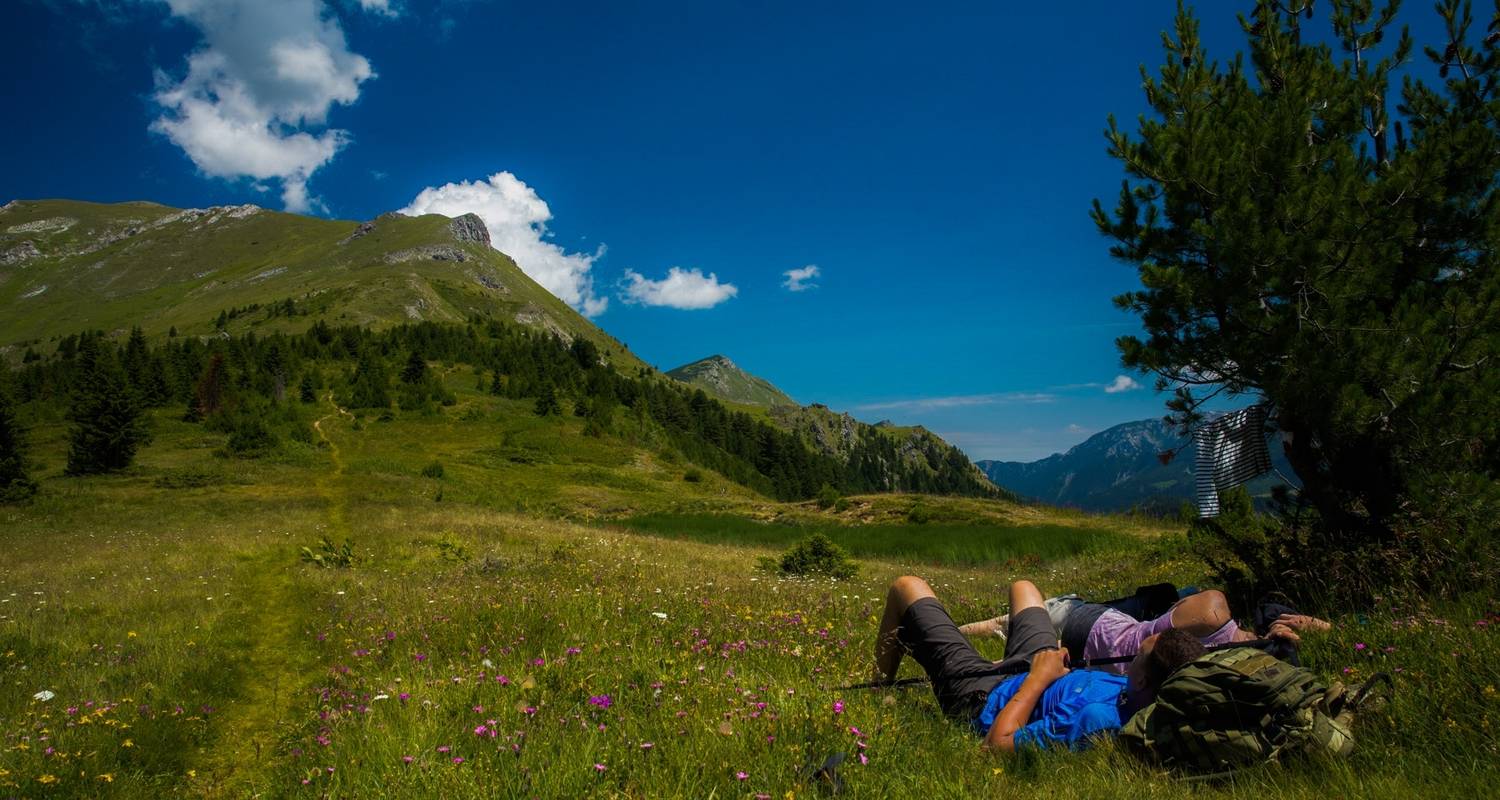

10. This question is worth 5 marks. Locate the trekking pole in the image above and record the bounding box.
[839,638,1275,691]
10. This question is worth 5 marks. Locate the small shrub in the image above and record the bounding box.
[301,536,355,568]
[683,468,704,483]
[766,533,858,580]
[224,416,276,456]
[907,503,933,524]
[436,537,470,563]
[833,497,852,513]
[815,483,841,510]
[421,461,445,479]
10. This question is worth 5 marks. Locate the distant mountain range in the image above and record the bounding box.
[975,416,1296,513]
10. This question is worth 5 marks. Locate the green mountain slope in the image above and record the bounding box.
[665,354,795,407]
[0,198,640,369]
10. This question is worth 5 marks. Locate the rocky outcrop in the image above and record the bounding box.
[449,213,490,246]
[514,302,573,343]
[0,240,41,265]
[383,246,468,264]
[340,220,377,245]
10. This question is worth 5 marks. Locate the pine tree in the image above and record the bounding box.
[1095,0,1500,599]
[190,353,230,421]
[299,373,317,403]
[401,350,429,385]
[348,349,391,409]
[534,386,561,417]
[0,384,38,502]
[65,337,151,475]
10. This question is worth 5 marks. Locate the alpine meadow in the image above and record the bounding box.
[1,1,1498,799]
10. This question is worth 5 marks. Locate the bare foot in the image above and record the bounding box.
[958,615,1008,640]
[1276,613,1332,632]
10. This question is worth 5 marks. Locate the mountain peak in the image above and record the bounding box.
[666,355,793,408]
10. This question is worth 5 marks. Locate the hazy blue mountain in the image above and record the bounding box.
[975,416,1296,513]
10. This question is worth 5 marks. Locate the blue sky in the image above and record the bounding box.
[2,1,1436,460]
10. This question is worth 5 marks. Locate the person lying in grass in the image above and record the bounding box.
[956,585,1325,672]
[874,575,1205,753]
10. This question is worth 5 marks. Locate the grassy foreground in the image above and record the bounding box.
[1,401,1497,798]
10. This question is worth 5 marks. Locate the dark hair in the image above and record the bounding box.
[1144,628,1206,687]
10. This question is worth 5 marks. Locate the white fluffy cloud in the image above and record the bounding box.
[620,267,738,310]
[400,172,609,316]
[1104,375,1142,394]
[150,0,380,212]
[782,264,820,292]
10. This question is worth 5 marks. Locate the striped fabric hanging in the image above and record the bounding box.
[1192,404,1273,518]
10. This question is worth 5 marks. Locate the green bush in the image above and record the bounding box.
[421,461,445,479]
[224,416,276,456]
[762,533,858,580]
[683,468,703,483]
[301,536,355,568]
[815,483,841,510]
[907,503,933,524]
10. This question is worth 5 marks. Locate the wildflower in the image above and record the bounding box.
[97,773,114,783]
[589,695,612,709]
[437,745,451,754]
[496,675,511,685]
[474,725,488,736]
[372,694,390,701]
[567,646,582,655]
[1354,643,1367,651]
[640,742,655,751]
[832,700,844,715]
[402,756,414,764]
[594,763,607,772]
[399,693,410,702]
[652,612,668,620]
[33,690,55,702]
[452,757,464,765]
[859,753,868,765]
[38,774,57,785]
[736,771,749,781]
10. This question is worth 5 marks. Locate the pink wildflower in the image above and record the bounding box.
[832,700,844,715]
[736,771,749,781]
[594,763,607,772]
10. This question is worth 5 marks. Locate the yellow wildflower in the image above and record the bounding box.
[127,631,137,638]
[38,774,58,785]
[121,739,134,748]
[98,774,115,783]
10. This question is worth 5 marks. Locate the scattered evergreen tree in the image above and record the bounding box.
[168,325,177,338]
[65,337,151,475]
[401,350,429,385]
[347,349,391,409]
[534,386,561,417]
[1094,0,1500,602]
[22,347,40,364]
[0,385,38,502]
[189,354,231,422]
[299,373,317,403]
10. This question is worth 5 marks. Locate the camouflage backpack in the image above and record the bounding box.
[1118,646,1358,776]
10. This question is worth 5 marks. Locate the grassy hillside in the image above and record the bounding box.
[665,355,795,408]
[0,381,1495,798]
[0,199,642,371]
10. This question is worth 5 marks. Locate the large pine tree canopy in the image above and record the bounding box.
[1094,0,1498,598]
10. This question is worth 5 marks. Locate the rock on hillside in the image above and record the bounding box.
[666,355,795,408]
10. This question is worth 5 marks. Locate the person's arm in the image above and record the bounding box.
[981,647,1068,754]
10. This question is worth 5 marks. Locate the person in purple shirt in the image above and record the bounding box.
[873,576,1206,753]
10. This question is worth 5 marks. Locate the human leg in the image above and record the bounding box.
[875,575,937,681]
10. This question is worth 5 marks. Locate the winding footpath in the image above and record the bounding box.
[195,394,354,797]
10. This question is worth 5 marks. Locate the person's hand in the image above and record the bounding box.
[1267,622,1301,643]
[1030,645,1071,684]
[1275,613,1331,632]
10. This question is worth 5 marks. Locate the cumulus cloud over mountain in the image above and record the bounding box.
[620,267,738,310]
[149,0,380,212]
[400,172,609,317]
